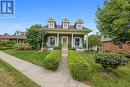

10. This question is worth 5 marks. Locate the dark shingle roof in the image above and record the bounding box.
[42,25,91,30]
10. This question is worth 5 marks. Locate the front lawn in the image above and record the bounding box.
[2,49,49,67]
[80,52,130,87]
[0,59,39,87]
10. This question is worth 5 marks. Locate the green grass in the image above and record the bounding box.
[80,52,130,87]
[2,49,49,67]
[0,59,39,87]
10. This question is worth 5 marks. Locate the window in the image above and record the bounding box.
[118,43,123,49]
[63,23,68,29]
[76,24,82,29]
[75,38,80,47]
[48,22,54,28]
[50,37,55,46]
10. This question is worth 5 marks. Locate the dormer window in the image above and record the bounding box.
[63,23,68,29]
[15,31,20,36]
[75,19,83,29]
[48,18,56,28]
[76,24,82,29]
[62,18,69,29]
[48,22,54,28]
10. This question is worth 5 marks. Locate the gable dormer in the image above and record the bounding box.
[75,19,83,29]
[15,31,21,36]
[62,18,69,29]
[48,17,56,28]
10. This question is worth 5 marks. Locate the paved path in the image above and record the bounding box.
[0,51,90,87]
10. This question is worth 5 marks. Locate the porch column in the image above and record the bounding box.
[57,33,59,46]
[86,33,88,50]
[16,38,18,44]
[71,33,73,48]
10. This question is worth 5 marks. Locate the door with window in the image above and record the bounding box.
[62,37,68,49]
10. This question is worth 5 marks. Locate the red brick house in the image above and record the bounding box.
[100,36,130,55]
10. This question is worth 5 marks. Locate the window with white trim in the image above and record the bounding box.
[63,23,68,29]
[76,24,82,29]
[50,36,55,46]
[48,22,54,28]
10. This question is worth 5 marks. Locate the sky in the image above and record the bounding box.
[0,0,104,35]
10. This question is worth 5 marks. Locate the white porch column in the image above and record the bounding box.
[86,33,88,50]
[57,33,59,46]
[71,33,73,48]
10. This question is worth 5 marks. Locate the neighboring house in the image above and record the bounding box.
[0,33,10,41]
[100,36,130,55]
[9,31,27,44]
[0,31,27,44]
[42,18,92,51]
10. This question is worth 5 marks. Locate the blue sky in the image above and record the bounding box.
[0,0,104,35]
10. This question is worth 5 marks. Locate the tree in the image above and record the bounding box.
[26,24,47,49]
[88,34,101,51]
[96,0,130,43]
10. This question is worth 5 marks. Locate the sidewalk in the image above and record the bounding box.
[0,51,90,87]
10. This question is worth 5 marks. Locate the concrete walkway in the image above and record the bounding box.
[0,51,90,87]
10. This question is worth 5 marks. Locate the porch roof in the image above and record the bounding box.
[42,28,92,35]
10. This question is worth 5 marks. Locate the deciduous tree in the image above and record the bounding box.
[96,0,130,43]
[26,24,47,49]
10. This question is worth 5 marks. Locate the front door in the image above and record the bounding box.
[62,36,68,49]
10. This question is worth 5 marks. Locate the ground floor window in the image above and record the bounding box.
[49,36,55,46]
[75,37,80,47]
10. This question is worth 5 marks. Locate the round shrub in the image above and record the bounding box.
[43,50,61,71]
[94,52,128,70]
[68,50,91,81]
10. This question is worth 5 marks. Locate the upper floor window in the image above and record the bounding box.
[48,22,54,28]
[76,24,82,29]
[63,23,68,29]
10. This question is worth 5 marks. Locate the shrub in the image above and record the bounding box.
[6,44,14,47]
[17,44,32,50]
[0,41,6,46]
[68,50,91,81]
[54,46,61,50]
[43,50,61,71]
[68,48,76,51]
[94,52,128,71]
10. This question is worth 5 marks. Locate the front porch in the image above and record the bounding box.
[44,29,89,51]
[46,33,87,51]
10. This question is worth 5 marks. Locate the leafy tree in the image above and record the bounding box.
[88,34,101,51]
[96,0,130,43]
[26,24,47,49]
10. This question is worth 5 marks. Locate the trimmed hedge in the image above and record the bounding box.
[43,50,61,71]
[68,50,91,81]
